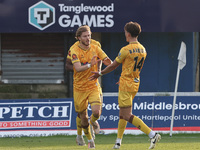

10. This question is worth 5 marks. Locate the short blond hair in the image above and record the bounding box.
[75,25,91,40]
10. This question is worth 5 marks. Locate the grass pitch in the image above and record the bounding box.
[0,133,199,150]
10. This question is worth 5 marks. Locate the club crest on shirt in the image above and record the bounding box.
[118,52,121,59]
[72,54,78,60]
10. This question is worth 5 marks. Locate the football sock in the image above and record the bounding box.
[117,119,127,139]
[131,115,151,135]
[148,130,156,138]
[82,123,92,140]
[90,113,99,123]
[77,135,82,138]
[116,138,122,145]
[88,139,94,142]
[76,115,82,135]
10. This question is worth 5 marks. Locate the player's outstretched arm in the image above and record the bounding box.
[97,60,102,72]
[89,60,120,80]
[73,56,100,72]
[102,57,113,66]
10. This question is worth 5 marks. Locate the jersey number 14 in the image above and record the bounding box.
[133,56,144,71]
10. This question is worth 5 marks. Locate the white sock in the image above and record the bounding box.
[116,138,122,144]
[88,139,94,143]
[148,130,156,139]
[77,135,82,138]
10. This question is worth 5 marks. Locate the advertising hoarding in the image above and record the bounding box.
[0,93,200,137]
[1,0,200,32]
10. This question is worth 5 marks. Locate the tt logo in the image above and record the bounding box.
[29,1,55,30]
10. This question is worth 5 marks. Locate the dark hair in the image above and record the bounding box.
[75,25,91,40]
[124,22,141,37]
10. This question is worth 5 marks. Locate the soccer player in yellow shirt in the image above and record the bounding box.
[70,25,112,148]
[89,22,161,149]
[66,39,101,70]
[65,39,103,146]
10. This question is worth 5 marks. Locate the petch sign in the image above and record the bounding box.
[0,99,72,132]
[96,95,200,133]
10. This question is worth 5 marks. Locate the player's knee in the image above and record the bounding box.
[128,115,134,123]
[119,113,126,119]
[92,110,100,118]
[81,117,89,126]
[82,122,89,129]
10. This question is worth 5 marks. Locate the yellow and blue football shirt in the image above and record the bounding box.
[71,44,107,92]
[115,41,147,92]
[67,39,101,60]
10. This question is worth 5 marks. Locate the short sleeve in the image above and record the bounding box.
[115,48,128,63]
[68,41,79,60]
[91,39,101,48]
[96,46,108,60]
[71,48,80,64]
[95,41,101,48]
